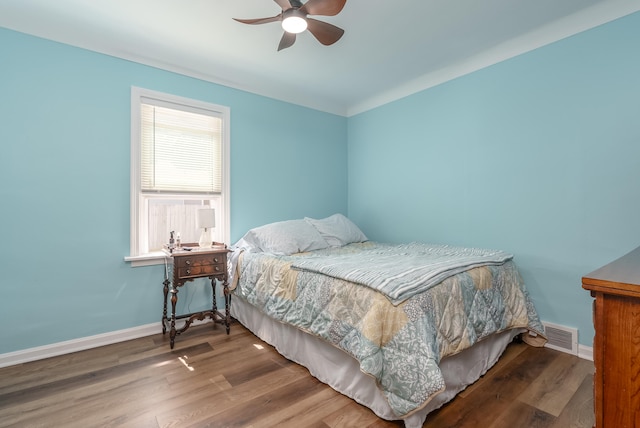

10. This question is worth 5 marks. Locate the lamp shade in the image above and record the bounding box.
[196,208,215,229]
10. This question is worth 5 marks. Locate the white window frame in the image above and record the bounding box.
[125,87,230,267]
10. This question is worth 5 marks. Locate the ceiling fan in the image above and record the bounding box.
[233,0,347,51]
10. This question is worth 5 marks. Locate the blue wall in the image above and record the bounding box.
[348,12,640,347]
[0,28,347,354]
[2,11,639,356]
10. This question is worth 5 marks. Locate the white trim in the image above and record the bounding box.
[0,318,594,369]
[123,251,164,267]
[130,87,143,257]
[0,323,160,368]
[128,87,231,261]
[0,319,216,368]
[578,344,594,362]
[543,342,593,361]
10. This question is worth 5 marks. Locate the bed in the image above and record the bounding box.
[228,214,546,427]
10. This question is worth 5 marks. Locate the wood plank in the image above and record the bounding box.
[186,376,329,427]
[458,339,527,398]
[423,345,559,427]
[316,399,385,428]
[518,351,594,416]
[0,342,211,409]
[244,386,348,427]
[487,400,555,428]
[550,375,595,428]
[154,364,314,427]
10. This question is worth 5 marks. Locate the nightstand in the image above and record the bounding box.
[162,244,231,348]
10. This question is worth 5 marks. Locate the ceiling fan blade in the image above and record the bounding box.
[273,0,293,11]
[300,0,346,16]
[233,15,281,25]
[278,32,296,51]
[306,18,344,45]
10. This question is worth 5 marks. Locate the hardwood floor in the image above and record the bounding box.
[0,322,594,428]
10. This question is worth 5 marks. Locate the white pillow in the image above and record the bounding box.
[238,219,329,255]
[304,214,368,247]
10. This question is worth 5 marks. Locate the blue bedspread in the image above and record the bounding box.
[291,242,513,304]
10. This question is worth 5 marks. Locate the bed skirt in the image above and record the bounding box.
[231,296,523,428]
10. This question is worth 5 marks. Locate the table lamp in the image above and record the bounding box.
[196,208,215,248]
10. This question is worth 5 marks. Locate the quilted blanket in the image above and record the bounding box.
[233,242,546,417]
[291,242,514,304]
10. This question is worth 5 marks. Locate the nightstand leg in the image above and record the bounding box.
[169,287,178,349]
[162,278,170,335]
[224,280,230,335]
[211,278,217,316]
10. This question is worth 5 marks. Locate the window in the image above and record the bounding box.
[127,87,230,266]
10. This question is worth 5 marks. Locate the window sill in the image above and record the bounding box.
[124,252,166,267]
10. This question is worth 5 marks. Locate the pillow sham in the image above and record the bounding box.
[237,219,329,255]
[304,213,368,247]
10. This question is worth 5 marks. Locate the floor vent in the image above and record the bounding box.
[542,322,578,355]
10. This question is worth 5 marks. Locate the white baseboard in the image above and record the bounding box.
[0,318,216,368]
[1,319,593,368]
[543,341,593,361]
[577,344,594,361]
[542,342,593,361]
[0,323,160,368]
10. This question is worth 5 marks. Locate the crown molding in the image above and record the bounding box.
[347,2,640,116]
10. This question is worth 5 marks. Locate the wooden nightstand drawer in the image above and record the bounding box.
[175,255,225,268]
[177,263,225,278]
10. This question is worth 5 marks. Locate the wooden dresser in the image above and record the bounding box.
[582,246,640,428]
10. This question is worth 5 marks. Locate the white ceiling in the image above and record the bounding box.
[2,0,639,116]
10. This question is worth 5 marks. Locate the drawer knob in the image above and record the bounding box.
[185,260,191,266]
[186,269,191,275]
[213,257,219,263]
[215,266,220,272]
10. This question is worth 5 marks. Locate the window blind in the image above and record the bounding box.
[140,99,222,194]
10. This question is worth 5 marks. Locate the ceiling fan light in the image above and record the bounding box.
[282,16,307,34]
